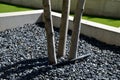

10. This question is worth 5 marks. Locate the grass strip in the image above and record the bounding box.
[82,15,120,27]
[0,3,33,13]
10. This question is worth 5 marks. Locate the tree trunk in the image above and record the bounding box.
[57,0,71,58]
[68,0,86,60]
[43,0,57,64]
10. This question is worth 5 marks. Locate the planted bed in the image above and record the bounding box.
[0,23,120,79]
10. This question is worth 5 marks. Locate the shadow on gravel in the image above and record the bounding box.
[0,55,89,80]
[0,57,49,79]
[17,58,88,80]
[81,34,120,54]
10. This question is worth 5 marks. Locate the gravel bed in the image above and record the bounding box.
[0,23,120,80]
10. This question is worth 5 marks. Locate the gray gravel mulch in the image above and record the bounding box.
[0,23,120,80]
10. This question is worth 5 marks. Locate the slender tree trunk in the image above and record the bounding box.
[68,0,86,60]
[43,0,57,64]
[57,0,71,58]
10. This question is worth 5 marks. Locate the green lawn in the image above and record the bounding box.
[70,14,120,27]
[0,3,33,13]
[0,3,120,27]
[82,15,120,27]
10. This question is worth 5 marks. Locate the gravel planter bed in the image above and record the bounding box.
[0,23,120,80]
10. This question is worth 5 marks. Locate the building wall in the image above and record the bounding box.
[0,0,120,18]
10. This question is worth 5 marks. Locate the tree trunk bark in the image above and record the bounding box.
[43,0,57,64]
[68,0,86,60]
[57,0,71,58]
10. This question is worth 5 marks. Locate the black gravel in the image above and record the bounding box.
[0,23,120,80]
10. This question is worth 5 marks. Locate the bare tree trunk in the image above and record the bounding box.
[68,0,86,60]
[43,0,57,64]
[57,0,71,58]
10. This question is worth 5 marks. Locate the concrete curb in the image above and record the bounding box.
[0,10,120,46]
[0,10,43,31]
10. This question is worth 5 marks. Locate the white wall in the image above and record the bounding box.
[0,0,120,18]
